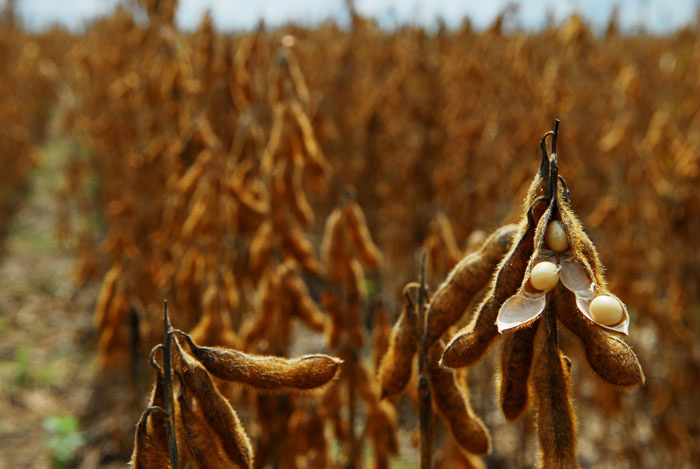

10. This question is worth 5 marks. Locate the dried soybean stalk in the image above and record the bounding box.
[416,258,433,469]
[532,302,579,469]
[161,302,180,469]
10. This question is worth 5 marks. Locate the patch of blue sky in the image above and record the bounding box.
[12,0,700,34]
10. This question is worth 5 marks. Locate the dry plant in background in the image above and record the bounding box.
[378,260,492,469]
[131,303,341,469]
[34,2,700,466]
[319,195,397,469]
[0,5,59,243]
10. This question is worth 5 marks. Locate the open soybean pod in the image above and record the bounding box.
[556,198,631,335]
[174,341,253,469]
[344,199,383,270]
[495,195,557,333]
[378,285,418,399]
[553,285,644,387]
[428,342,490,455]
[557,198,607,288]
[441,149,553,368]
[175,330,342,391]
[425,223,518,347]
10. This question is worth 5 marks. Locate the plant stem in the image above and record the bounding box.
[162,300,180,469]
[417,255,432,469]
[347,347,358,469]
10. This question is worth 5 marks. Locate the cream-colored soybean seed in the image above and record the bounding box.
[590,295,623,326]
[529,261,560,291]
[545,220,569,252]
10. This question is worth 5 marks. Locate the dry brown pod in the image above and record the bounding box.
[174,341,254,469]
[367,399,399,469]
[441,222,536,368]
[441,155,552,368]
[371,304,392,369]
[174,329,342,391]
[177,388,238,468]
[189,281,238,348]
[94,264,121,331]
[283,226,322,275]
[144,365,169,452]
[426,223,519,347]
[129,407,170,469]
[344,199,382,270]
[554,285,644,387]
[429,341,490,455]
[378,286,418,399]
[242,269,280,348]
[498,319,539,421]
[321,291,344,349]
[285,156,314,227]
[249,220,274,276]
[321,207,348,284]
[284,271,327,332]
